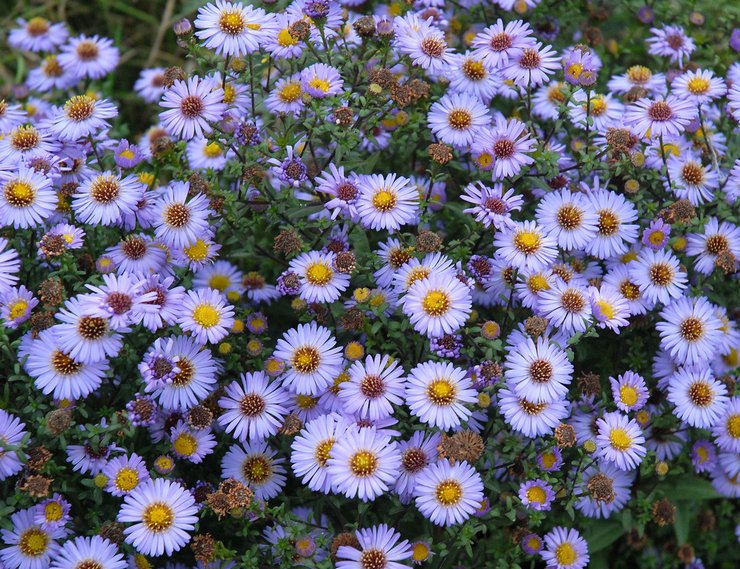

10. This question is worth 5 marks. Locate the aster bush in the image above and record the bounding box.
[0,1,739,568]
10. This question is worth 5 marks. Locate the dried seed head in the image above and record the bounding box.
[415,230,442,253]
[651,497,676,527]
[554,423,577,448]
[191,533,217,565]
[428,142,453,164]
[273,228,303,256]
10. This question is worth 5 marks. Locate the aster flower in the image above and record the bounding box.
[193,260,244,300]
[576,460,635,519]
[0,164,57,229]
[713,396,740,453]
[301,63,344,98]
[537,447,563,472]
[691,440,717,474]
[0,124,58,165]
[178,288,235,345]
[584,187,639,259]
[589,285,630,333]
[274,322,343,396]
[402,274,472,338]
[153,181,211,248]
[265,74,305,115]
[169,421,216,463]
[0,508,64,569]
[647,24,696,66]
[51,536,126,569]
[66,444,115,475]
[335,524,412,569]
[0,409,27,481]
[666,367,728,428]
[494,220,557,272]
[475,117,536,181]
[394,15,453,74]
[568,91,624,132]
[596,412,646,471]
[522,533,543,556]
[414,460,484,526]
[610,371,648,412]
[656,296,723,366]
[289,250,350,304]
[541,527,589,569]
[667,156,718,206]
[504,336,573,404]
[673,69,726,104]
[471,18,535,70]
[498,387,569,438]
[134,68,166,103]
[427,92,490,148]
[33,494,70,533]
[536,188,598,251]
[461,181,522,230]
[686,217,740,275]
[102,453,150,497]
[72,172,143,226]
[356,174,419,233]
[392,253,455,295]
[0,285,37,329]
[518,479,555,511]
[339,354,405,421]
[159,77,227,140]
[218,371,290,442]
[503,42,560,87]
[405,361,477,430]
[185,137,228,171]
[50,94,118,141]
[194,0,273,56]
[82,273,158,331]
[291,413,348,493]
[117,478,198,557]
[624,95,696,139]
[58,34,119,80]
[51,296,122,364]
[537,282,592,335]
[8,17,68,52]
[642,218,671,250]
[222,441,287,499]
[447,52,499,103]
[394,431,440,502]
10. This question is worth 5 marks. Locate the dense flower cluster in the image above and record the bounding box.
[0,1,738,569]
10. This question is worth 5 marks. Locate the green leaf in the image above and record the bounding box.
[662,476,721,501]
[584,519,624,553]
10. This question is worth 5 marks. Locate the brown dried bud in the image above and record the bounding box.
[188,172,211,196]
[715,251,737,275]
[353,16,376,38]
[59,182,78,198]
[524,316,548,339]
[554,423,577,448]
[18,474,52,498]
[586,473,616,503]
[334,251,356,274]
[719,374,736,394]
[163,66,186,88]
[38,277,64,306]
[408,78,430,100]
[583,26,603,45]
[30,310,56,338]
[368,68,396,90]
[578,372,602,397]
[547,175,569,190]
[480,361,501,382]
[188,405,214,430]
[220,478,253,509]
[340,307,366,331]
[47,408,72,435]
[278,412,303,435]
[209,197,225,212]
[205,491,231,519]
[288,20,311,42]
[273,228,303,256]
[652,497,676,527]
[191,533,217,565]
[333,105,354,127]
[98,521,125,545]
[330,533,361,562]
[428,142,453,165]
[39,233,66,258]
[662,199,696,224]
[626,529,648,550]
[415,230,442,253]
[440,430,485,464]
[625,86,649,103]
[677,544,695,564]
[27,446,52,472]
[150,136,174,157]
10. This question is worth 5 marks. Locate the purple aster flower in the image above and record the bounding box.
[159,76,227,140]
[518,479,556,511]
[637,6,654,24]
[691,440,717,473]
[536,447,563,472]
[125,393,158,427]
[563,45,597,86]
[277,270,301,296]
[521,533,543,555]
[246,312,268,334]
[731,28,740,52]
[642,218,671,249]
[234,120,261,146]
[114,139,144,169]
[270,146,307,188]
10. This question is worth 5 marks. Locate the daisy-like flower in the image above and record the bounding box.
[117,478,198,557]
[503,42,560,87]
[471,18,535,70]
[576,461,635,519]
[0,508,64,569]
[178,288,235,345]
[32,494,70,533]
[541,526,590,569]
[0,100,26,132]
[518,479,555,511]
[335,524,412,569]
[315,163,360,221]
[0,285,38,329]
[667,156,718,206]
[624,95,696,139]
[691,440,717,473]
[537,282,592,335]
[326,426,400,501]
[494,220,557,272]
[8,17,68,52]
[58,34,119,79]
[265,74,305,115]
[596,412,646,471]
[140,335,216,410]
[395,431,440,502]
[603,265,650,315]
[427,92,490,148]
[402,274,472,338]
[447,52,499,103]
[66,444,115,475]
[584,187,639,259]
[672,69,726,104]
[713,396,740,453]
[169,421,216,463]
[498,387,569,438]
[218,371,290,442]
[289,250,350,304]
[610,371,648,412]
[103,453,150,497]
[186,137,228,171]
[192,260,243,300]
[0,165,56,229]
[159,76,227,140]
[568,91,624,132]
[630,248,687,306]
[0,124,57,165]
[222,441,286,499]
[274,322,343,396]
[134,67,166,103]
[83,273,158,331]
[536,188,598,251]
[666,367,728,428]
[339,354,405,420]
[642,218,671,250]
[50,95,118,141]
[686,218,740,275]
[26,55,76,92]
[0,239,20,295]
[405,361,477,430]
[25,329,106,400]
[414,460,484,526]
[0,409,27,481]
[656,296,723,366]
[504,336,573,404]
[106,234,167,278]
[460,181,522,230]
[647,24,696,66]
[391,253,455,295]
[291,413,348,493]
[194,0,273,56]
[50,536,126,569]
[51,296,122,364]
[589,285,630,333]
[263,13,304,59]
[356,174,419,233]
[72,172,143,226]
[301,63,344,98]
[537,448,563,472]
[475,117,536,181]
[153,181,211,248]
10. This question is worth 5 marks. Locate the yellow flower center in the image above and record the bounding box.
[595,299,615,320]
[309,78,331,93]
[555,543,577,565]
[372,189,397,212]
[314,438,335,466]
[686,76,710,95]
[435,480,463,506]
[118,149,135,161]
[277,28,298,47]
[426,379,456,405]
[609,427,632,451]
[305,262,333,286]
[421,290,450,316]
[19,529,48,557]
[526,485,547,504]
[279,83,302,102]
[185,239,209,261]
[9,300,28,319]
[173,433,197,456]
[142,503,174,533]
[412,542,430,562]
[528,274,550,292]
[350,450,378,476]
[726,415,740,439]
[514,231,540,254]
[619,385,638,407]
[115,467,140,492]
[44,502,63,522]
[541,452,556,469]
[4,181,35,207]
[203,142,222,158]
[219,10,246,34]
[192,303,220,328]
[222,84,236,104]
[208,274,230,292]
